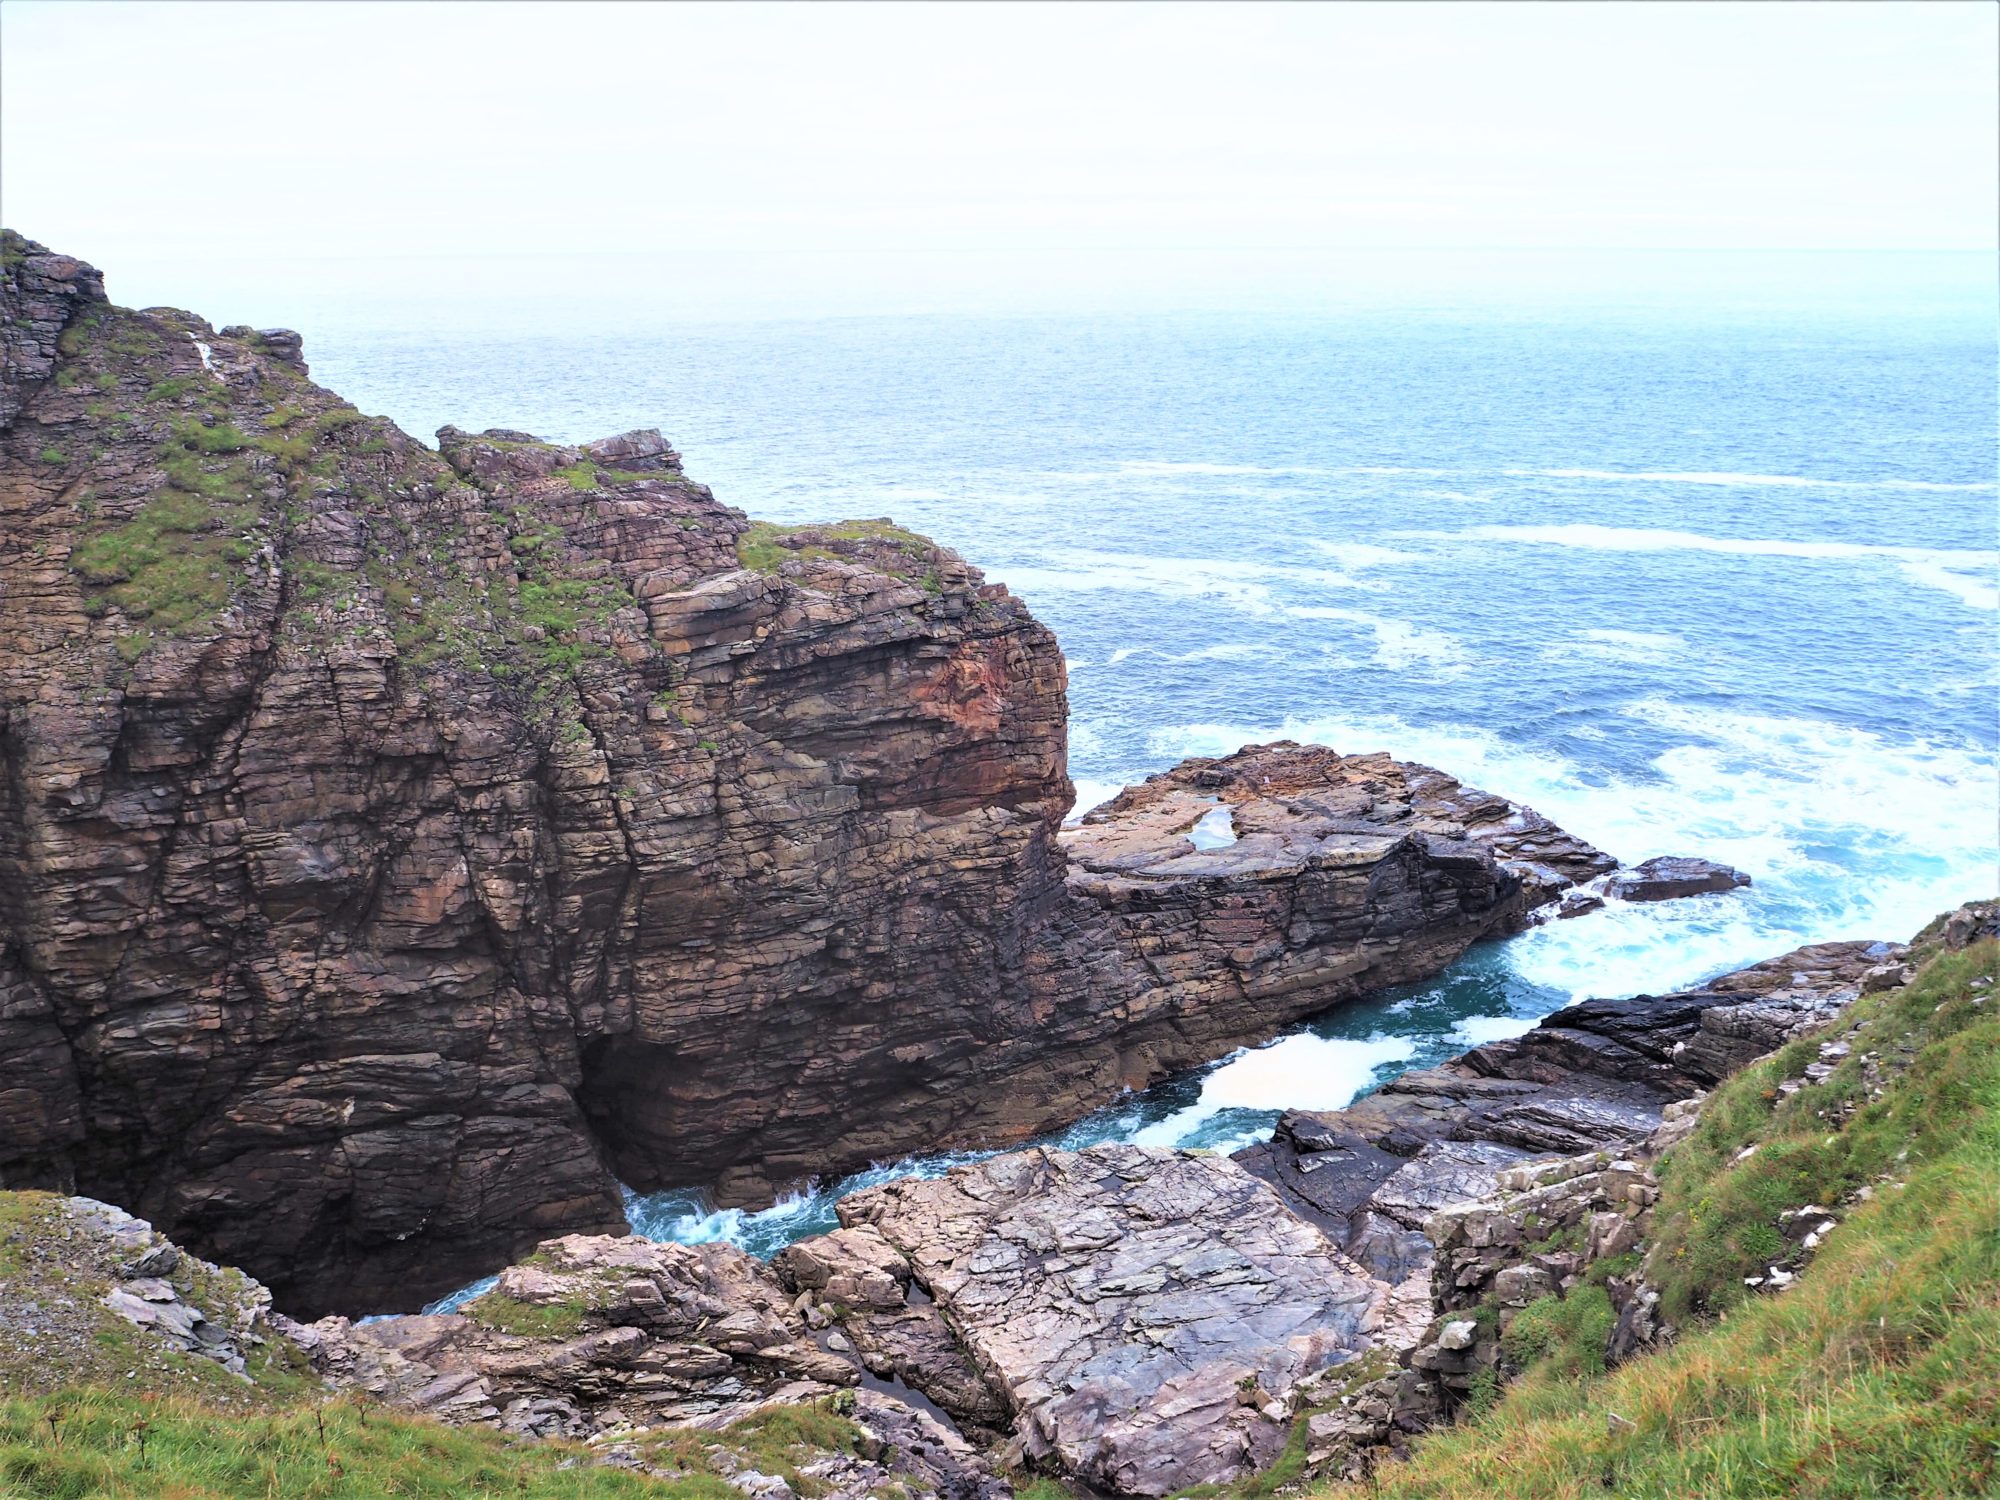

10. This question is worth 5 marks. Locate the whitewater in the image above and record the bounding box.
[287,269,1997,1291]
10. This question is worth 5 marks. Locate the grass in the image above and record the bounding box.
[734,518,934,577]
[0,1194,315,1406]
[459,1293,587,1341]
[637,1403,867,1497]
[68,482,259,646]
[1318,938,2000,1499]
[0,1192,876,1497]
[171,418,250,455]
[0,1388,678,1499]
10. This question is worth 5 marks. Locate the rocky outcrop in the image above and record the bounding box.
[284,1230,1006,1497]
[1605,855,1751,903]
[1,1188,998,1500]
[0,232,1637,1315]
[286,1231,858,1429]
[1235,937,1898,1284]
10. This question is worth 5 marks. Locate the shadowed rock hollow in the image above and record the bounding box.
[3,233,1635,1315]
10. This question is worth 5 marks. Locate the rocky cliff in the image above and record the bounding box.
[1,233,1637,1316]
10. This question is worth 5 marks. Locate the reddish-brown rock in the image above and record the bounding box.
[1,233,1619,1315]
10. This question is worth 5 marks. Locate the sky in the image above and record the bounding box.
[2,1,1995,322]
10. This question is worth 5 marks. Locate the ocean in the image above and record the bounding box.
[276,257,1997,1282]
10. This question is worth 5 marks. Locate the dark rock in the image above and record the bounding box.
[1606,855,1751,903]
[253,328,306,370]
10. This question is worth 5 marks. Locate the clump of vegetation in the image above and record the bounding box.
[1496,1285,1616,1382]
[461,1292,588,1341]
[1319,938,1999,1500]
[501,509,633,674]
[735,518,936,581]
[69,478,260,654]
[170,417,250,454]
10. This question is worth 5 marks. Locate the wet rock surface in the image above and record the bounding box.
[1,232,1632,1315]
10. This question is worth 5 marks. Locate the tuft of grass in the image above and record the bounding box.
[1319,938,2000,1500]
[735,518,934,578]
[460,1293,587,1340]
[1498,1286,1616,1383]
[69,483,259,643]
[172,417,250,455]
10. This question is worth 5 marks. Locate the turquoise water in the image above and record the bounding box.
[286,266,1998,1278]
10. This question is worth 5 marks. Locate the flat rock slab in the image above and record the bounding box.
[1063,742,1615,900]
[833,1143,1384,1497]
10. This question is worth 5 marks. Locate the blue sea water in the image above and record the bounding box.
[283,263,1998,1284]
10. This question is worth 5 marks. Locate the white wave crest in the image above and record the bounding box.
[1508,468,1994,492]
[1129,1032,1417,1145]
[1286,606,1472,677]
[1543,628,1690,666]
[988,550,1390,616]
[1066,776,1129,823]
[1451,1014,1541,1047]
[1416,524,1997,611]
[1305,539,1424,569]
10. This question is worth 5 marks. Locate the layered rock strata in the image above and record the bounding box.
[0,232,1632,1313]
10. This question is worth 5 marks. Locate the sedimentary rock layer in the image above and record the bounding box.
[2,232,1619,1314]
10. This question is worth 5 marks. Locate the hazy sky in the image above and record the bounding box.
[3,1,1994,320]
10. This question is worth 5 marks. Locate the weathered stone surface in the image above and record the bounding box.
[1606,855,1751,903]
[831,1144,1385,1497]
[0,232,1630,1315]
[286,1227,1008,1497]
[291,1231,859,1429]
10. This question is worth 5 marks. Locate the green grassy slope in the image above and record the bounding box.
[0,1389,886,1499]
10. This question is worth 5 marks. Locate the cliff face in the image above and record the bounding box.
[0,234,1613,1315]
